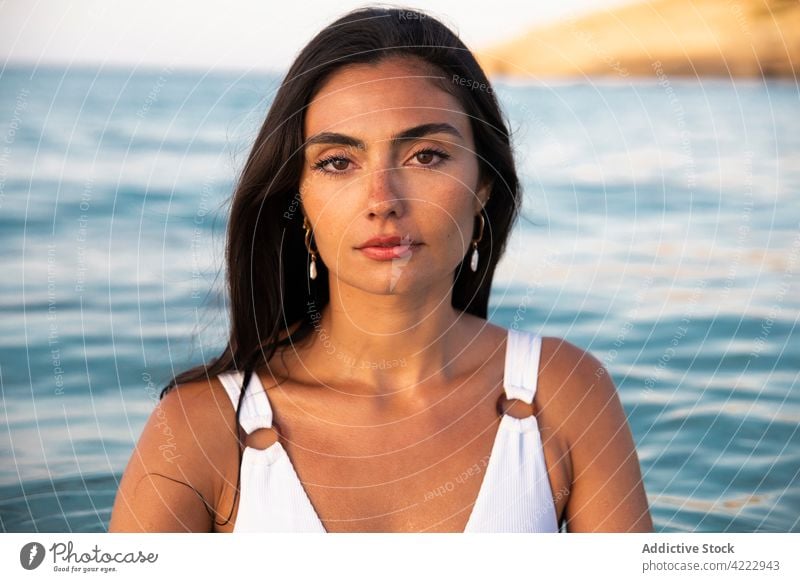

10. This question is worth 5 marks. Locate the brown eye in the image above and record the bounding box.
[416,151,434,164]
[314,154,352,175]
[410,147,450,167]
[331,158,349,171]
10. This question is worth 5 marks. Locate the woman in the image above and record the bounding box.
[109,6,652,533]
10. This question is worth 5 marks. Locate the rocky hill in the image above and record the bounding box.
[476,0,799,78]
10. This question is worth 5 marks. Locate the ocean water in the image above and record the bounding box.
[0,65,798,533]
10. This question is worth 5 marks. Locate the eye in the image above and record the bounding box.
[312,153,352,175]
[311,146,452,177]
[410,147,451,167]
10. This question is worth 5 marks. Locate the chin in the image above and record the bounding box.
[338,267,427,295]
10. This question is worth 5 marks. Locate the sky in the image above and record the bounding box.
[0,0,638,73]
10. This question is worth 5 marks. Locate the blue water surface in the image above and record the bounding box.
[0,65,798,532]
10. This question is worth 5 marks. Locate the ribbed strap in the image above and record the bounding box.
[464,328,558,533]
[503,330,542,404]
[217,371,274,434]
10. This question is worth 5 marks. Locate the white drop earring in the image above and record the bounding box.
[303,216,318,280]
[470,211,485,273]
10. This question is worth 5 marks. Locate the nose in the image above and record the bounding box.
[365,166,405,220]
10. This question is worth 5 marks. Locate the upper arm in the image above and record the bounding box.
[551,339,653,532]
[109,380,237,532]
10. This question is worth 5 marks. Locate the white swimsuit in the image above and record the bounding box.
[218,327,560,532]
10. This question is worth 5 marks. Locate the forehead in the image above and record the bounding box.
[304,58,468,139]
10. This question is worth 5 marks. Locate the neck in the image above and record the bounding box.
[303,279,466,397]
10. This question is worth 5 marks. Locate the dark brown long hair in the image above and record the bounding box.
[159,5,522,525]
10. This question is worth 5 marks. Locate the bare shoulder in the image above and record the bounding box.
[539,336,605,384]
[163,376,239,436]
[538,336,653,532]
[142,376,239,463]
[537,336,617,439]
[109,376,239,532]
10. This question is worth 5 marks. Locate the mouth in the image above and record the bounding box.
[355,236,423,261]
[356,235,418,249]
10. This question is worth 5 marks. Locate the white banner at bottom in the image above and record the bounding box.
[1,533,797,581]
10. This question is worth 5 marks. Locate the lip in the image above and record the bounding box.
[356,235,417,249]
[355,235,422,261]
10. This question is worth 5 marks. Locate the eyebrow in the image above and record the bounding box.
[304,122,463,150]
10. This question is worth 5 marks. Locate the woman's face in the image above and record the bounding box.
[299,56,490,296]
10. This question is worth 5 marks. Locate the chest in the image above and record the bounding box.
[214,380,572,533]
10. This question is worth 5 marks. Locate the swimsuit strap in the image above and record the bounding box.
[503,329,543,405]
[217,370,274,434]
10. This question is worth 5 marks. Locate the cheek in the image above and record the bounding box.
[301,195,360,269]
[431,161,481,235]
[424,191,476,261]
[305,209,342,259]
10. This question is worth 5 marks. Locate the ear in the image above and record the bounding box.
[474,177,493,213]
